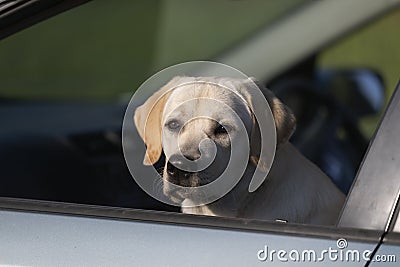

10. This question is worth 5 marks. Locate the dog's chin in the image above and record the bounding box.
[162,174,204,204]
[162,176,186,204]
[163,187,185,204]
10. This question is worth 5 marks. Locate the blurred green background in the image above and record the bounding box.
[319,8,400,135]
[0,0,399,137]
[320,9,400,104]
[0,0,305,100]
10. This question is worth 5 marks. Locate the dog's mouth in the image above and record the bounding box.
[165,162,201,187]
[163,158,222,204]
[166,164,194,183]
[163,163,205,203]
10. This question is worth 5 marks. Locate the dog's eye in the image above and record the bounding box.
[214,124,228,136]
[166,120,181,130]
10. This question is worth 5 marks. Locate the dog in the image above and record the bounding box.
[134,76,345,225]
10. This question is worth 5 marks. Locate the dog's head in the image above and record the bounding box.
[134,76,296,203]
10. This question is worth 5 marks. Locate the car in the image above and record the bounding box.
[1,0,400,266]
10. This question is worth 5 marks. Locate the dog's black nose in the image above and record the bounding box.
[166,154,196,186]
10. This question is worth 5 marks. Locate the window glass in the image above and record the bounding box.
[318,9,400,138]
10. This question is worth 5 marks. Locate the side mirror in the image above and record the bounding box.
[317,68,385,117]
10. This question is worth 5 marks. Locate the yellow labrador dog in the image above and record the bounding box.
[134,76,345,225]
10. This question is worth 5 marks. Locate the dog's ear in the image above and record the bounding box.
[261,87,297,146]
[134,77,179,165]
[239,78,296,169]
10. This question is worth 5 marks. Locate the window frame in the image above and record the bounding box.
[0,196,383,243]
[338,82,400,231]
[0,0,91,41]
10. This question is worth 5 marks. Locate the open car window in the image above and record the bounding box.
[2,0,400,266]
[0,0,400,234]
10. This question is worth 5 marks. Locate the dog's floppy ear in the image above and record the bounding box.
[134,77,179,165]
[239,78,296,169]
[261,87,297,146]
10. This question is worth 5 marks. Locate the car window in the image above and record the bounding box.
[0,0,399,233]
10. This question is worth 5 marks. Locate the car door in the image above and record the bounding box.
[0,199,382,266]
